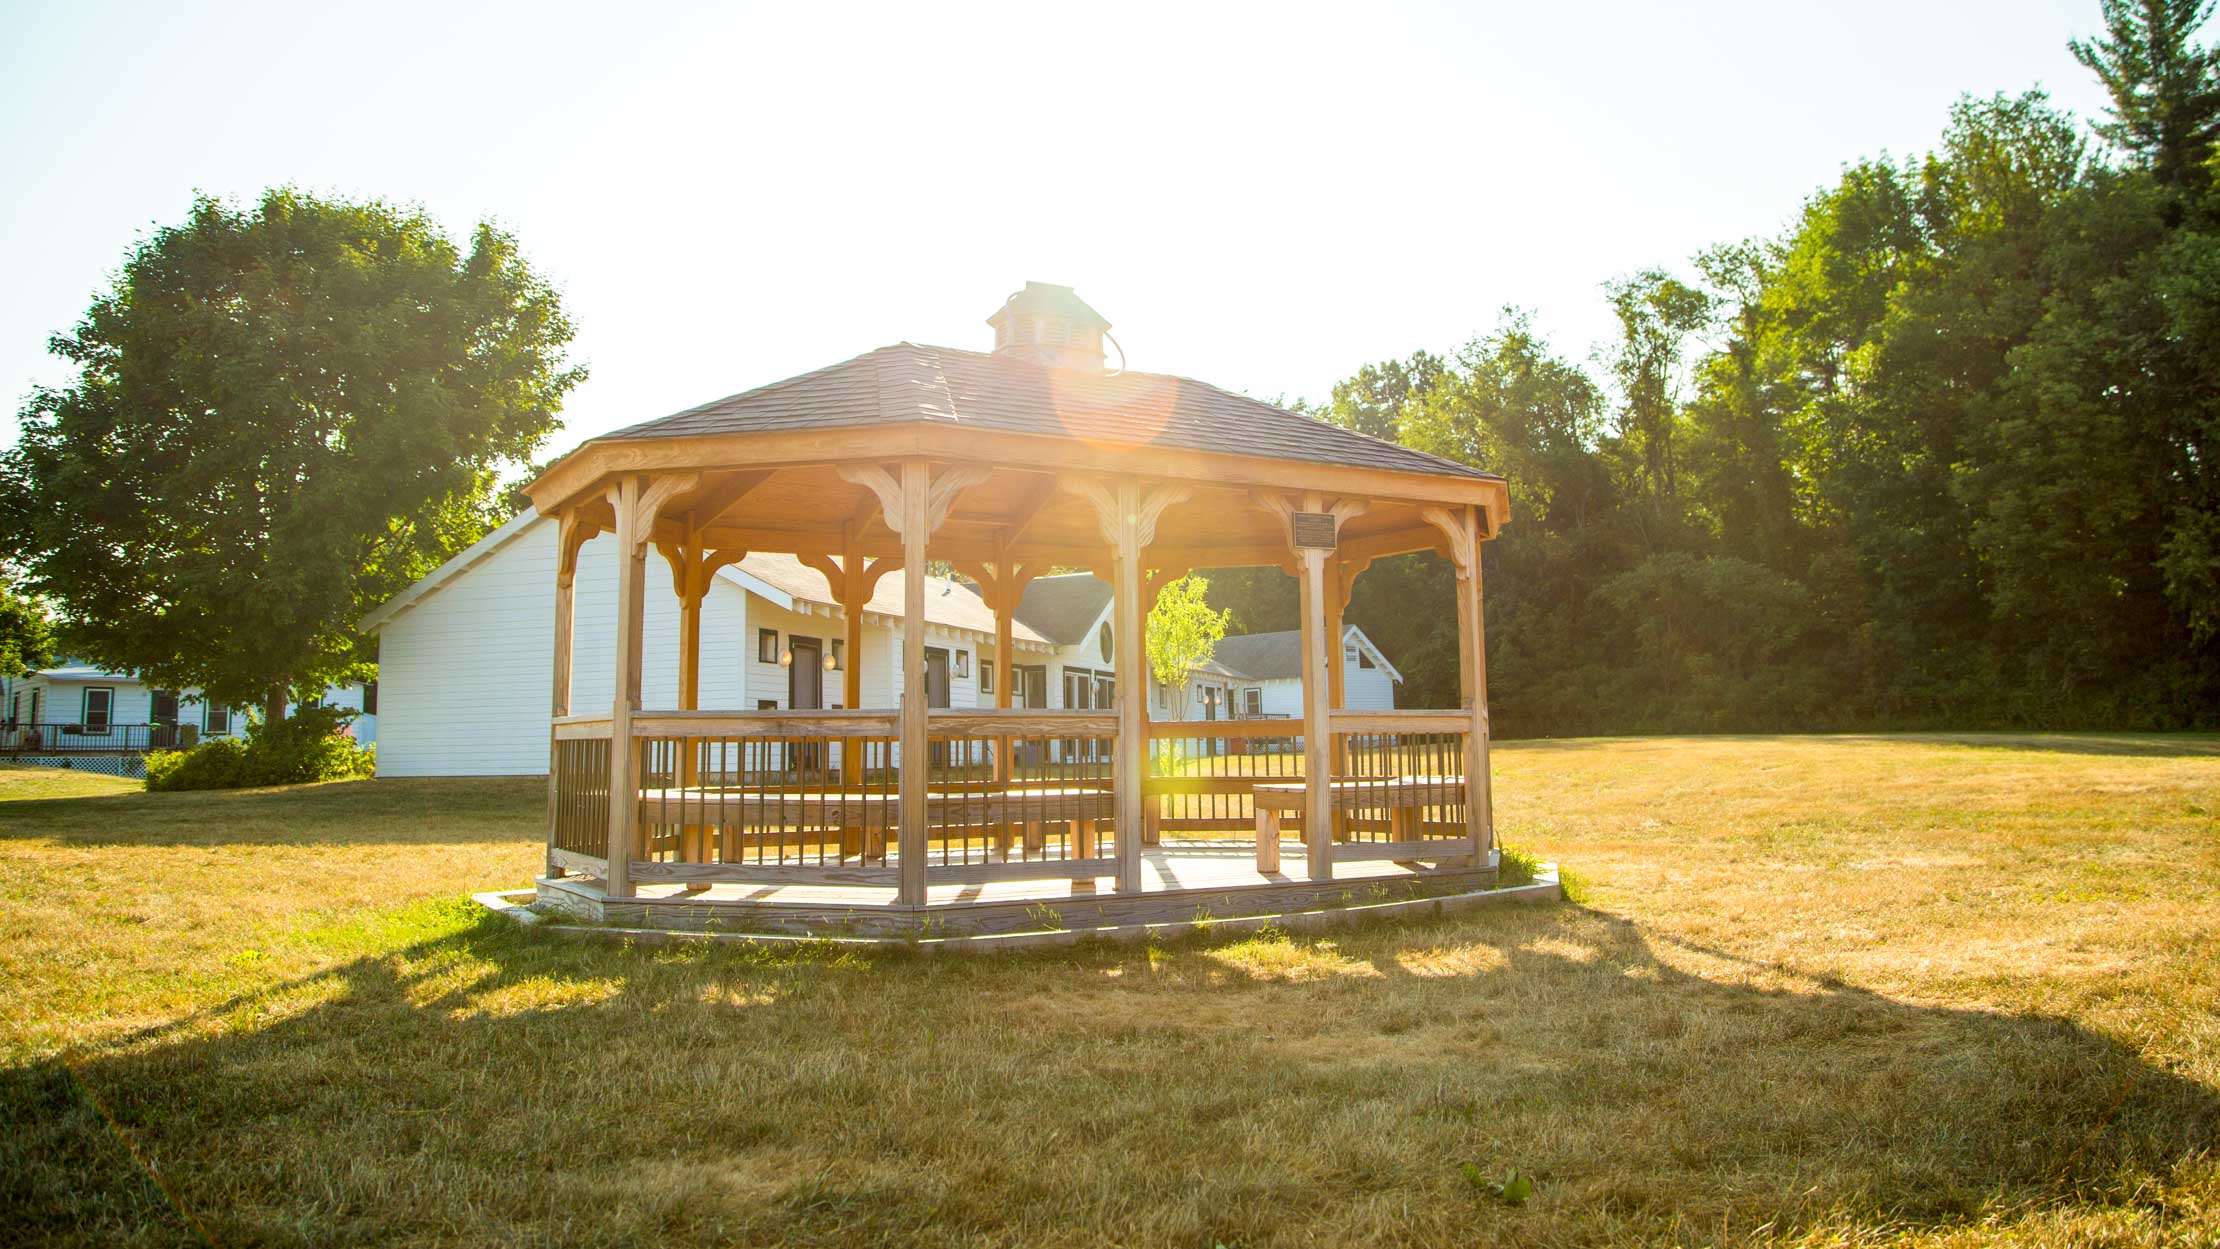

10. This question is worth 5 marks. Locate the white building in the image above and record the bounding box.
[1169,627,1402,722]
[0,662,376,759]
[360,513,1398,777]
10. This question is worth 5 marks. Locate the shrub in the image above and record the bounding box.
[146,738,251,791]
[144,703,374,792]
[244,704,374,785]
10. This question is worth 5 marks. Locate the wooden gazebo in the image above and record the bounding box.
[524,284,1508,938]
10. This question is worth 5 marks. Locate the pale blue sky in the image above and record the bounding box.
[0,0,2118,456]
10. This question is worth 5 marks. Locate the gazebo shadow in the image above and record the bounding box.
[17,900,2217,1246]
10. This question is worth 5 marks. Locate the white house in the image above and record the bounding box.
[0,662,376,758]
[1169,626,1402,722]
[361,515,1403,777]
[363,512,1063,777]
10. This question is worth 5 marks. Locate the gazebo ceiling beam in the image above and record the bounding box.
[687,468,777,528]
[997,475,1063,547]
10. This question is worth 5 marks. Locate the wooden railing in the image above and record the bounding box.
[1143,719,1308,835]
[549,716,613,869]
[544,706,1482,889]
[1321,711,1474,861]
[912,710,1117,881]
[545,708,1123,887]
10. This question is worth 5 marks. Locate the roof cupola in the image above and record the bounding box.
[986,281,1112,371]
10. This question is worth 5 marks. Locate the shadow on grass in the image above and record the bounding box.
[9,897,2216,1248]
[0,776,546,849]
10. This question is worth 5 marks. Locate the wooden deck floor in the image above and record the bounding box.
[539,841,1499,937]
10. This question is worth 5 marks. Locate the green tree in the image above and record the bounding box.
[0,189,582,719]
[2071,0,2220,193]
[1320,350,1448,442]
[1602,271,1711,524]
[0,574,55,680]
[1146,573,1231,721]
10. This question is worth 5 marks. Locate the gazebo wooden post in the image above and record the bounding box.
[545,508,583,879]
[993,550,1015,786]
[1464,506,1495,859]
[898,459,931,905]
[1296,491,1335,883]
[1324,558,1348,841]
[605,476,646,900]
[1111,479,1147,894]
[674,523,704,874]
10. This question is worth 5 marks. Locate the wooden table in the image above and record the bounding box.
[1249,776,1470,871]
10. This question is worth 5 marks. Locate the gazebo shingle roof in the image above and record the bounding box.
[603,343,1497,482]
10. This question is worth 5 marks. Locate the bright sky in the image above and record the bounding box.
[0,0,2117,457]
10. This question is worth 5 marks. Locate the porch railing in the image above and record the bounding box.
[0,721,202,755]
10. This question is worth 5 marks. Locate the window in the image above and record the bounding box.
[1099,622,1114,664]
[829,639,844,671]
[81,687,113,732]
[1356,648,1375,669]
[151,690,179,726]
[955,650,970,679]
[758,699,778,711]
[979,657,992,693]
[362,680,378,715]
[205,703,232,736]
[758,629,780,664]
[1155,680,1167,710]
[1245,688,1263,716]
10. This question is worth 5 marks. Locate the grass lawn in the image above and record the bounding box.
[2,735,2216,1247]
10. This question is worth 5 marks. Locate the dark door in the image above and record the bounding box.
[788,638,822,772]
[925,647,952,768]
[925,648,952,709]
[788,639,823,709]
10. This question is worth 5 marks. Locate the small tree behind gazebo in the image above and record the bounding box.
[1146,573,1229,724]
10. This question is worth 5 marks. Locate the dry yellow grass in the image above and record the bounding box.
[2,736,2216,1247]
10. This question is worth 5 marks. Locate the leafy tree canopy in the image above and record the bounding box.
[0,573,55,680]
[0,189,583,716]
[1275,2,2220,732]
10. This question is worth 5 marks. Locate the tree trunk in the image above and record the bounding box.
[265,683,288,725]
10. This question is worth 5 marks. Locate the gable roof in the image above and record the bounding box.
[1203,625,1402,683]
[600,343,1496,483]
[738,554,1053,646]
[357,511,1052,647]
[1012,573,1114,646]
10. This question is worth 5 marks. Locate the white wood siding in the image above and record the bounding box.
[376,519,748,776]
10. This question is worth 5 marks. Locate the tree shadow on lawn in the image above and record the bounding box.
[8,902,2216,1248]
[0,776,544,849]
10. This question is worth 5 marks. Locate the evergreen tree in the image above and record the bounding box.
[2071,0,2220,192]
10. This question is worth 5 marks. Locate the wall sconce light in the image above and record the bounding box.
[778,646,793,668]
[822,651,836,672]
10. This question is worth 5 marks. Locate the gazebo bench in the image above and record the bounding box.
[1249,777,1472,872]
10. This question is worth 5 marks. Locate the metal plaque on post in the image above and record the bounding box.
[1289,511,1338,550]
